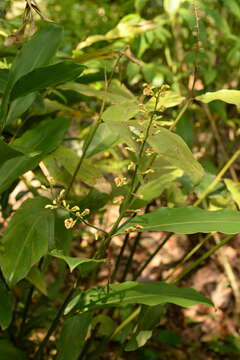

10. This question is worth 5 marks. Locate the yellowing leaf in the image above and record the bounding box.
[196,89,240,108]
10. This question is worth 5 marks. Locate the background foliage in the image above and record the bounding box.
[1,0,240,359]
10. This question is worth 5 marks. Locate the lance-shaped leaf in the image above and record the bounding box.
[0,197,54,286]
[50,249,105,272]
[11,61,85,100]
[196,89,240,108]
[147,127,204,184]
[0,340,27,360]
[125,304,165,351]
[0,139,22,164]
[74,281,212,311]
[117,206,240,235]
[0,117,70,193]
[0,278,13,330]
[0,23,63,127]
[56,312,92,360]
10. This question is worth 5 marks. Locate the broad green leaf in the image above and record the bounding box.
[0,139,22,164]
[135,0,149,13]
[147,91,185,109]
[102,102,139,148]
[57,312,92,360]
[102,102,139,124]
[0,197,54,286]
[147,126,204,184]
[5,93,37,126]
[0,24,63,127]
[0,340,27,360]
[43,146,101,187]
[26,266,47,295]
[0,154,41,194]
[0,278,13,330]
[11,62,85,100]
[224,179,240,208]
[59,80,135,104]
[125,304,165,351]
[0,69,9,93]
[222,0,240,19]
[76,16,156,50]
[76,281,212,310]
[92,314,116,337]
[50,249,105,272]
[136,167,183,202]
[86,123,121,157]
[12,117,71,155]
[0,118,70,193]
[164,0,182,16]
[117,207,240,235]
[196,90,240,108]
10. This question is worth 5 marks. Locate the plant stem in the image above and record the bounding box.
[110,306,141,340]
[166,232,213,281]
[65,53,123,198]
[95,91,161,258]
[18,286,34,340]
[120,232,142,282]
[111,233,130,282]
[203,104,238,182]
[171,234,234,283]
[169,98,191,131]
[133,233,172,280]
[194,150,240,206]
[35,285,76,359]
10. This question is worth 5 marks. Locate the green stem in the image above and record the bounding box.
[96,92,161,259]
[111,233,130,282]
[166,232,213,281]
[133,233,172,280]
[194,150,240,207]
[35,285,76,359]
[65,53,123,198]
[169,98,191,131]
[171,234,234,284]
[120,232,142,282]
[110,307,141,340]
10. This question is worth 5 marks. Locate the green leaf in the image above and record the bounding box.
[43,146,101,187]
[0,154,41,194]
[26,266,47,296]
[0,139,22,164]
[117,207,240,235]
[0,69,9,94]
[0,197,54,286]
[0,118,70,193]
[11,62,85,100]
[102,102,139,148]
[0,278,13,330]
[59,80,135,104]
[12,117,71,155]
[147,126,204,184]
[196,90,240,108]
[0,339,27,360]
[164,0,182,17]
[56,312,92,360]
[0,23,63,127]
[5,93,37,126]
[125,304,165,351]
[86,123,121,157]
[222,0,240,19]
[147,91,185,109]
[50,249,105,272]
[76,281,212,310]
[75,15,155,50]
[224,179,240,208]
